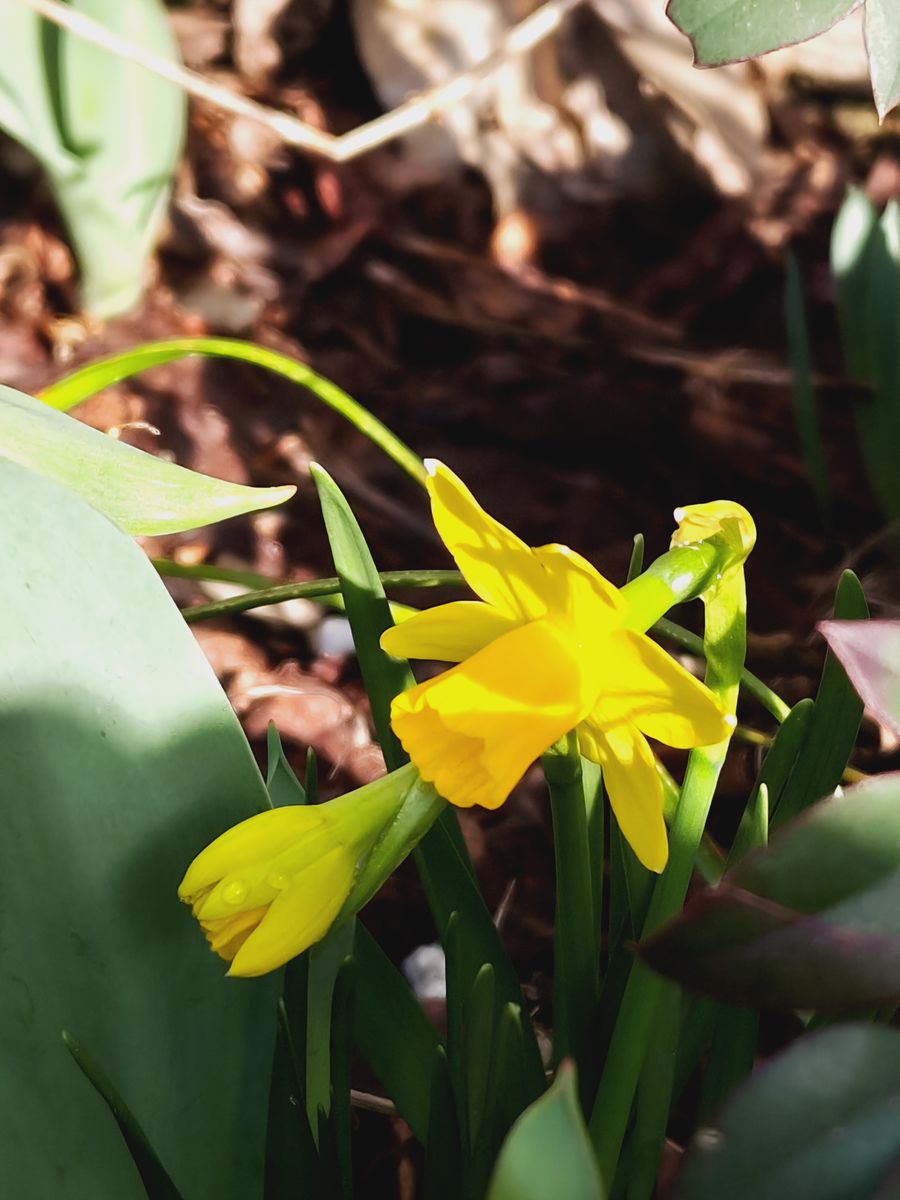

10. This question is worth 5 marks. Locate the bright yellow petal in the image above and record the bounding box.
[179,805,325,901]
[579,723,668,872]
[201,906,269,960]
[228,847,355,977]
[391,617,590,808]
[425,461,557,620]
[532,543,625,628]
[586,631,732,749]
[380,600,518,662]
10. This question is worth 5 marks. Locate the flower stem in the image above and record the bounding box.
[543,732,599,1065]
[589,556,747,1186]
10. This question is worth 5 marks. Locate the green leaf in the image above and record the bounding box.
[640,771,900,1010]
[265,723,308,808]
[63,1033,184,1200]
[772,571,866,829]
[0,382,294,534]
[310,463,412,761]
[352,924,450,1144]
[831,186,879,381]
[0,1,185,316]
[819,619,900,739]
[0,457,278,1196]
[666,0,859,66]
[40,337,426,485]
[677,1024,900,1200]
[865,0,900,121]
[785,252,829,517]
[487,1064,605,1200]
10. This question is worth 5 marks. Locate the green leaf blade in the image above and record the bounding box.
[666,0,859,67]
[677,1024,900,1200]
[487,1065,605,1200]
[0,457,279,1197]
[0,382,294,535]
[865,0,900,121]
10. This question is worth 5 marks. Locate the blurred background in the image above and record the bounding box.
[0,2,895,1186]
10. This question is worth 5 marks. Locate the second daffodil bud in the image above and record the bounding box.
[179,763,425,977]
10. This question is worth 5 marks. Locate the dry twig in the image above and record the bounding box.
[22,0,586,163]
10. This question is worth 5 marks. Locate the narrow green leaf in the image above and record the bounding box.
[785,251,829,516]
[423,1049,463,1200]
[265,723,307,808]
[63,1033,184,1200]
[465,966,497,1150]
[831,186,879,380]
[40,337,426,485]
[667,0,858,67]
[352,924,449,1144]
[0,458,278,1196]
[330,958,355,1200]
[310,463,411,761]
[865,0,900,121]
[738,699,812,835]
[264,1006,322,1200]
[677,1024,900,1200]
[306,925,356,1139]
[487,1064,605,1200]
[773,571,866,828]
[0,382,294,535]
[698,1004,758,1121]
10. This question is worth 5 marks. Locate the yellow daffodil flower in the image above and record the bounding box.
[380,462,735,872]
[178,766,415,976]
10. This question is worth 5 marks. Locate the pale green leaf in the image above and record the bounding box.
[0,456,278,1196]
[0,1,185,316]
[667,0,860,66]
[865,0,900,121]
[487,1065,604,1200]
[0,382,294,534]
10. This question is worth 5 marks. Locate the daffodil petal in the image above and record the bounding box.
[532,543,625,626]
[178,805,325,901]
[579,723,668,872]
[425,461,556,620]
[380,600,518,662]
[201,906,269,959]
[228,847,355,977]
[391,617,590,808]
[587,631,731,749]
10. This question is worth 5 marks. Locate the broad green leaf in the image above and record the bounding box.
[641,772,900,1010]
[667,0,859,66]
[0,382,293,534]
[0,457,278,1197]
[40,337,426,485]
[865,0,900,121]
[677,1024,900,1200]
[487,1064,604,1200]
[0,1,185,316]
[819,619,900,739]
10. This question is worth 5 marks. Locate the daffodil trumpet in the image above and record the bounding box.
[179,763,426,977]
[381,462,754,872]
